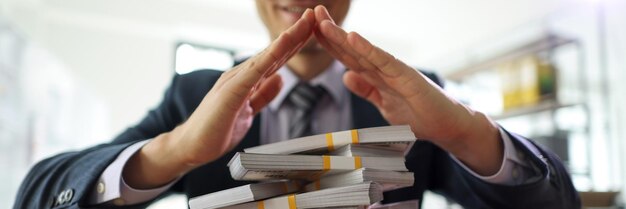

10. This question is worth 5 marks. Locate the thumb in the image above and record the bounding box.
[343,71,382,107]
[249,74,283,114]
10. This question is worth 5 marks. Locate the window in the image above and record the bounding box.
[174,43,235,74]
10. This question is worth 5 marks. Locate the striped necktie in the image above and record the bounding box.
[288,83,326,138]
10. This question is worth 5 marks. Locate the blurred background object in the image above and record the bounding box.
[1,0,625,208]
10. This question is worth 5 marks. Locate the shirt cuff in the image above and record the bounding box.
[89,140,178,206]
[450,128,534,185]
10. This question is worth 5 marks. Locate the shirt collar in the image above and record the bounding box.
[268,60,346,111]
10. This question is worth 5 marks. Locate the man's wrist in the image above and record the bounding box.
[122,130,190,189]
[452,112,503,176]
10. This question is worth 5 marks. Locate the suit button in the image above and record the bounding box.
[56,193,65,205]
[66,189,74,202]
[56,189,74,205]
[97,182,105,194]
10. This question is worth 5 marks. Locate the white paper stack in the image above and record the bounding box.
[244,125,416,155]
[330,144,406,157]
[220,182,382,209]
[189,125,418,209]
[188,181,301,209]
[303,168,414,192]
[228,153,407,181]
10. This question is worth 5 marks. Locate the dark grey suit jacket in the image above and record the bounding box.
[14,69,580,209]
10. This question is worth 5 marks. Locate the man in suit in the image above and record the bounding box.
[14,1,580,208]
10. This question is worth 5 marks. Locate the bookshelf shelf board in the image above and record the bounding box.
[491,100,580,120]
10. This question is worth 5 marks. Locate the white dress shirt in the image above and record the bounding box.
[89,61,541,205]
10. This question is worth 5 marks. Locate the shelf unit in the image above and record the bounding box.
[446,34,577,82]
[443,33,591,180]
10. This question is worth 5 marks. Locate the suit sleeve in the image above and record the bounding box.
[393,70,579,208]
[13,73,195,209]
[426,128,581,209]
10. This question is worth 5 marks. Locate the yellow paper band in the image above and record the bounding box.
[322,155,331,170]
[324,155,363,170]
[257,201,265,209]
[354,156,362,169]
[351,130,359,144]
[325,133,334,151]
[288,195,297,209]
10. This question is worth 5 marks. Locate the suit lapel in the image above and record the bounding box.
[240,116,262,149]
[350,93,389,128]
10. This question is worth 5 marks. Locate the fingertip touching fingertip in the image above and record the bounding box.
[299,8,313,22]
[303,8,312,15]
[314,5,334,23]
[307,9,318,25]
[314,5,327,14]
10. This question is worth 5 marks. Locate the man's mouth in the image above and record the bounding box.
[280,6,308,14]
[276,4,315,24]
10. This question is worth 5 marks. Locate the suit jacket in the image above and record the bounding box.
[14,69,580,209]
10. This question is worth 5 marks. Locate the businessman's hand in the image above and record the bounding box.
[313,6,503,176]
[123,9,316,189]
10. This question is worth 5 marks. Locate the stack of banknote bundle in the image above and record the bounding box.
[189,125,417,209]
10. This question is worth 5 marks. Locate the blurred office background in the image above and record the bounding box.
[1,0,625,208]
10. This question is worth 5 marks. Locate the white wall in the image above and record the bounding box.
[0,0,573,138]
[0,0,572,139]
[0,0,267,139]
[0,21,111,208]
[605,0,626,201]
